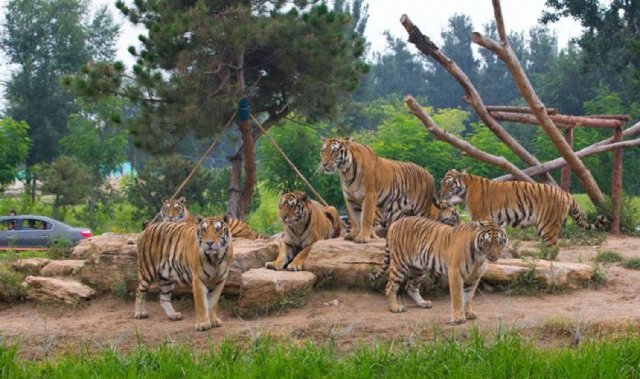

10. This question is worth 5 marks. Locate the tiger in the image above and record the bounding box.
[265,191,341,271]
[320,137,441,244]
[343,203,460,238]
[439,169,607,246]
[134,216,234,331]
[370,217,507,324]
[144,197,268,240]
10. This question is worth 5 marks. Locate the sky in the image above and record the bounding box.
[1,0,584,111]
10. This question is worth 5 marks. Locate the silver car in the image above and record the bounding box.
[0,215,92,250]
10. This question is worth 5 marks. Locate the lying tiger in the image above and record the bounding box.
[134,216,233,331]
[342,204,460,238]
[320,137,444,243]
[370,217,507,324]
[440,169,607,246]
[144,197,268,240]
[265,191,341,271]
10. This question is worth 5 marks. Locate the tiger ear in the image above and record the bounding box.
[347,136,353,144]
[300,192,309,203]
[178,196,186,204]
[223,214,230,224]
[196,216,203,224]
[321,137,326,142]
[162,198,168,204]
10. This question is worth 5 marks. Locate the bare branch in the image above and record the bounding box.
[491,111,625,129]
[405,96,534,182]
[486,105,558,115]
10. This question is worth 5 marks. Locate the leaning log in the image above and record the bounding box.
[471,0,605,205]
[487,105,558,115]
[400,14,557,186]
[490,111,625,129]
[405,96,533,182]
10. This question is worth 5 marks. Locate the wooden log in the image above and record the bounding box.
[404,95,534,182]
[588,114,631,121]
[490,111,624,129]
[610,126,623,234]
[560,128,573,191]
[472,0,605,205]
[494,138,640,181]
[400,14,557,186]
[486,105,558,115]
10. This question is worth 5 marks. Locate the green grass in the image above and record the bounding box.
[247,183,282,236]
[2,332,640,378]
[622,257,640,270]
[0,250,49,262]
[593,250,624,263]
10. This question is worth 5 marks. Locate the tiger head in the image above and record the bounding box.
[161,197,188,222]
[440,169,467,203]
[196,216,231,260]
[319,137,352,173]
[436,206,460,227]
[279,191,310,225]
[474,221,508,262]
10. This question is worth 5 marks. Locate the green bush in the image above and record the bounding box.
[0,263,26,302]
[593,250,624,263]
[621,257,640,270]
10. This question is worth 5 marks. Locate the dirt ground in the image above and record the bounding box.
[1,235,639,359]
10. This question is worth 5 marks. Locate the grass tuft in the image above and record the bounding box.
[593,250,624,263]
[621,257,640,270]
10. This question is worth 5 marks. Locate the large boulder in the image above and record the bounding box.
[11,258,52,274]
[22,276,95,304]
[238,268,316,316]
[71,233,278,295]
[39,260,86,277]
[303,238,386,288]
[483,258,594,289]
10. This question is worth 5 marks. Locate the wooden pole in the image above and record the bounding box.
[610,126,624,234]
[560,128,573,191]
[486,105,558,115]
[490,111,624,129]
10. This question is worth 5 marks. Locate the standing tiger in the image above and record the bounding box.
[265,191,341,271]
[343,203,460,238]
[320,137,441,243]
[439,169,607,246]
[144,197,268,240]
[134,216,233,331]
[370,217,507,324]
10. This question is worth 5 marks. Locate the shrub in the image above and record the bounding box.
[592,250,624,263]
[621,257,640,270]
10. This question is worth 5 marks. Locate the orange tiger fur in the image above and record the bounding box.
[370,217,507,324]
[320,137,440,243]
[134,216,233,331]
[265,191,341,271]
[439,169,606,246]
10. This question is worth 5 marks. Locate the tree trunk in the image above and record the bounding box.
[227,153,242,218]
[470,0,605,205]
[238,118,256,219]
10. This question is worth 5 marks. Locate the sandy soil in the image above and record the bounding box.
[1,235,639,359]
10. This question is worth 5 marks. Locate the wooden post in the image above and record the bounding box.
[560,128,573,191]
[610,126,623,235]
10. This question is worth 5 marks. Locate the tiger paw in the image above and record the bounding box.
[447,316,466,325]
[344,233,356,241]
[354,233,371,244]
[210,317,223,328]
[265,261,284,271]
[168,312,183,321]
[465,311,477,320]
[416,300,432,309]
[286,263,303,272]
[133,311,148,319]
[194,321,213,331]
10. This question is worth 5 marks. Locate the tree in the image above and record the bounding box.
[69,1,367,220]
[40,156,92,219]
[0,0,119,199]
[0,118,31,190]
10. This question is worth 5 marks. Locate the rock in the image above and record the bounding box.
[303,238,387,288]
[72,232,278,295]
[22,276,95,304]
[39,260,86,277]
[238,268,316,316]
[11,258,52,274]
[483,258,594,289]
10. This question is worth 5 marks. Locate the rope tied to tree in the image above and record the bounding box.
[249,112,329,207]
[148,111,238,224]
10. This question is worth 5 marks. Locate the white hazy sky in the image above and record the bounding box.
[1,0,583,110]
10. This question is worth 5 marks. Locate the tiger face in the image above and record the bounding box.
[440,169,467,202]
[279,191,309,225]
[474,221,508,262]
[319,137,352,173]
[437,207,459,226]
[161,197,187,222]
[196,216,231,260]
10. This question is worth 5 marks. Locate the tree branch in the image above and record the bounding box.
[490,111,625,129]
[471,0,605,204]
[405,95,533,182]
[400,14,556,185]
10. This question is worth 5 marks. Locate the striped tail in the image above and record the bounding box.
[369,240,391,283]
[569,199,607,230]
